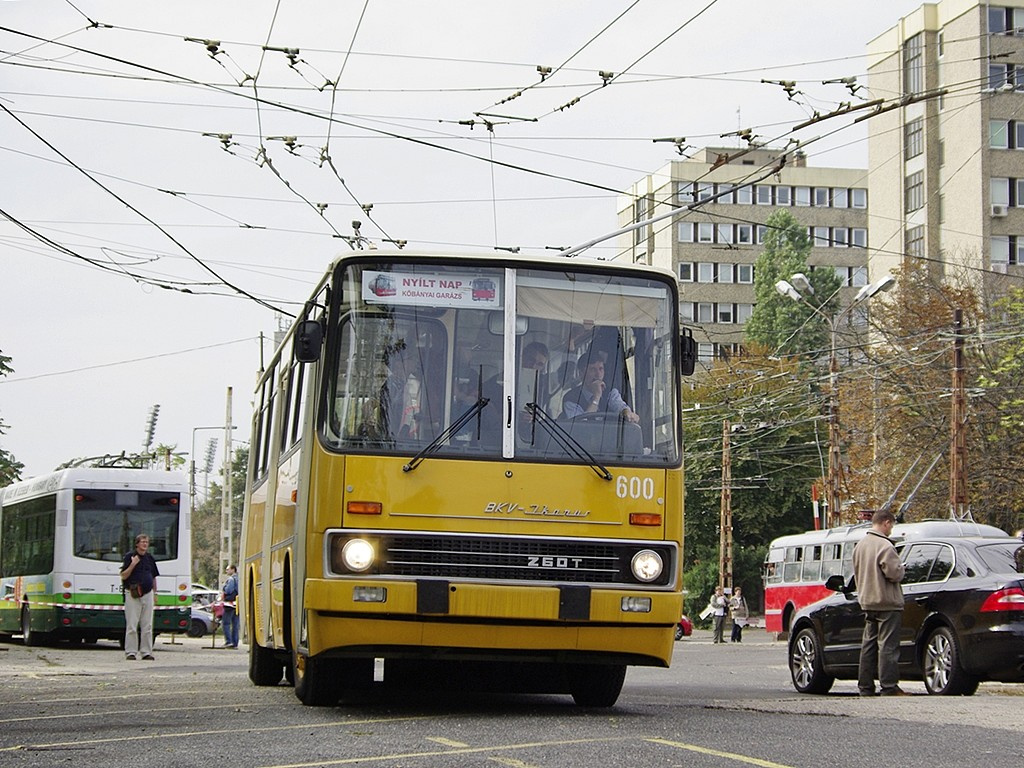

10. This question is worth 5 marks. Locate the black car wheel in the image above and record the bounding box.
[674,625,684,641]
[922,626,979,696]
[187,618,206,638]
[789,627,835,694]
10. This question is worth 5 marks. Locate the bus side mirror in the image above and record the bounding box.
[679,328,696,376]
[294,320,324,363]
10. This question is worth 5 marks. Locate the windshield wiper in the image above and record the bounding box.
[526,403,612,481]
[403,397,489,473]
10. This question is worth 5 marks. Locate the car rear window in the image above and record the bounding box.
[973,541,1024,574]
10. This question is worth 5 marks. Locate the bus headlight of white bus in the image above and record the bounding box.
[630,549,663,583]
[340,538,375,572]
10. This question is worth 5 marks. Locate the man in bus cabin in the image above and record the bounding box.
[120,533,159,661]
[561,351,639,423]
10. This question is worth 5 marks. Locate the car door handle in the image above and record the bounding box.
[915,596,930,605]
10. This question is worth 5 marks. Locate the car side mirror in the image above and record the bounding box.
[824,574,846,592]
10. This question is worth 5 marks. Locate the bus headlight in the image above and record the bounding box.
[631,549,663,582]
[341,539,375,572]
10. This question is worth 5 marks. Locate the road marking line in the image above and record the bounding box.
[259,736,629,768]
[0,715,430,752]
[648,738,796,768]
[426,737,469,747]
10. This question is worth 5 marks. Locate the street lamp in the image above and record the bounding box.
[775,273,895,527]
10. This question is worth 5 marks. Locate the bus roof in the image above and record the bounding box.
[766,518,1010,554]
[0,467,189,506]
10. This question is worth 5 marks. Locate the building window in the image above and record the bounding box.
[678,181,695,204]
[697,182,714,202]
[834,266,849,286]
[737,264,754,283]
[697,343,714,363]
[716,184,735,204]
[736,303,753,324]
[851,228,867,247]
[813,226,831,246]
[681,302,695,322]
[718,304,734,324]
[814,187,830,207]
[795,186,811,206]
[698,222,714,242]
[851,188,867,208]
[697,262,716,283]
[756,185,772,205]
[851,266,868,287]
[905,171,924,212]
[904,33,924,95]
[776,186,791,205]
[905,117,924,159]
[718,263,734,283]
[717,224,733,244]
[989,63,1012,91]
[906,225,925,260]
[992,177,1011,207]
[678,222,694,242]
[697,303,715,323]
[756,225,767,244]
[736,224,753,244]
[992,235,1010,265]
[678,263,694,282]
[989,7,1009,34]
[634,196,647,246]
[990,120,1009,149]
[832,188,849,208]
[735,185,752,205]
[832,227,849,247]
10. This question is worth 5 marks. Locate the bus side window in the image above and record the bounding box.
[782,546,802,582]
[801,545,823,581]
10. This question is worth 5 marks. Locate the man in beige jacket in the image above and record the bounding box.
[852,510,907,696]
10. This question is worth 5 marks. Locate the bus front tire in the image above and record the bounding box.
[293,651,339,706]
[567,663,626,707]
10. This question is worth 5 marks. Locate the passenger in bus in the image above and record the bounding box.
[475,341,550,446]
[120,533,159,661]
[561,351,639,423]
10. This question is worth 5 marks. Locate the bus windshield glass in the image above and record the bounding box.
[322,260,679,466]
[72,490,182,562]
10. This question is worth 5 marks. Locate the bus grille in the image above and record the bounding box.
[328,531,675,588]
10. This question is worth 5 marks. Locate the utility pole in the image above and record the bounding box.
[949,309,970,521]
[719,420,733,592]
[219,387,234,575]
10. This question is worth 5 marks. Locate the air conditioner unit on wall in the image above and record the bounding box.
[992,204,1009,217]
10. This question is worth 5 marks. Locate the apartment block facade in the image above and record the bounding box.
[619,148,870,363]
[867,0,1024,293]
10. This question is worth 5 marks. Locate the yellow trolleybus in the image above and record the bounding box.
[241,251,696,706]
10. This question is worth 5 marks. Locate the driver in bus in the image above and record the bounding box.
[561,351,639,423]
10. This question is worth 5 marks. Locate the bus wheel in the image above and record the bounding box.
[567,663,626,707]
[293,650,339,706]
[789,627,834,694]
[20,606,43,647]
[250,639,284,686]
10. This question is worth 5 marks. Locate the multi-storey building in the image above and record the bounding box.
[867,0,1024,293]
[619,147,870,363]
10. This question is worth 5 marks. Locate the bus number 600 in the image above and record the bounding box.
[616,475,654,500]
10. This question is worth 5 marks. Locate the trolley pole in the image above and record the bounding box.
[719,420,733,592]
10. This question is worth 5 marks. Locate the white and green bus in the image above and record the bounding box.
[0,467,192,645]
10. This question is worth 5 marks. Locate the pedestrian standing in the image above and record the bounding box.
[221,564,239,649]
[852,510,907,696]
[729,586,749,642]
[121,533,159,661]
[710,586,728,644]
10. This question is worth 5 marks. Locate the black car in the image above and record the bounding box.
[789,534,1024,696]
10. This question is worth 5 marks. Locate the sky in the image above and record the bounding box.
[0,0,927,480]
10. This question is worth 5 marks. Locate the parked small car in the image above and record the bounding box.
[788,533,1024,695]
[188,605,220,638]
[675,614,693,640]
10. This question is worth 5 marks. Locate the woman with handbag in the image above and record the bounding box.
[121,533,160,660]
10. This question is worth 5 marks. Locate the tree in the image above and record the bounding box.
[0,349,24,486]
[744,210,843,358]
[682,346,826,614]
[192,446,248,587]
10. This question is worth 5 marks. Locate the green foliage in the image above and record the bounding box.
[0,349,24,487]
[683,348,824,613]
[744,210,843,358]
[191,446,248,586]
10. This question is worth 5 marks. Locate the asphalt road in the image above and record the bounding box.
[1,628,1021,768]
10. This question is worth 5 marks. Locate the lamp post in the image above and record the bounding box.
[775,272,895,527]
[190,426,226,521]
